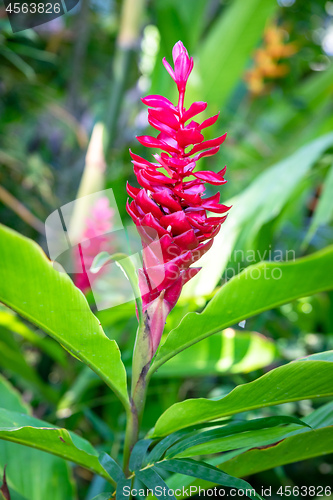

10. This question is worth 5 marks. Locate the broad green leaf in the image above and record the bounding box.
[156,459,259,499]
[91,495,112,500]
[0,224,129,409]
[194,0,277,108]
[0,408,113,483]
[151,245,333,373]
[137,468,176,500]
[215,426,333,479]
[166,402,333,494]
[0,377,75,500]
[150,352,333,437]
[155,329,276,377]
[0,443,75,500]
[184,132,333,297]
[164,416,309,459]
[304,163,333,245]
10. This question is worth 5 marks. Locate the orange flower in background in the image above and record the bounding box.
[245,24,298,96]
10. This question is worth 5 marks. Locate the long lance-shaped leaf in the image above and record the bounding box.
[169,426,333,497]
[0,408,113,483]
[156,459,261,500]
[166,402,333,495]
[184,132,333,298]
[99,452,124,483]
[116,478,132,500]
[0,224,129,410]
[0,375,75,499]
[129,439,153,471]
[144,420,233,467]
[137,468,176,500]
[149,351,333,437]
[150,245,333,375]
[221,426,333,479]
[164,416,309,459]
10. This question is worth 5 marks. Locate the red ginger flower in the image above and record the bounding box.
[127,41,230,356]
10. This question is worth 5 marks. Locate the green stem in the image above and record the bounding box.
[123,316,151,475]
[123,404,139,476]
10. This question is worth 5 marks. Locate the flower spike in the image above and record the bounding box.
[127,41,231,357]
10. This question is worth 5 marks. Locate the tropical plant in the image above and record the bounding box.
[1,1,333,499]
[1,37,333,499]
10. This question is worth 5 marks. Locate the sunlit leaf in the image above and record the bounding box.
[0,408,113,483]
[154,329,276,377]
[166,402,333,494]
[152,246,333,373]
[150,351,333,436]
[0,376,75,500]
[184,132,333,297]
[0,224,129,409]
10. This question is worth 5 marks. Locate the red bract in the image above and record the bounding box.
[127,41,231,356]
